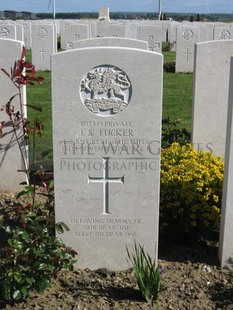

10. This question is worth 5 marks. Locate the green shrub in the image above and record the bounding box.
[162,41,172,52]
[163,60,176,73]
[162,117,191,147]
[0,184,77,301]
[160,143,224,241]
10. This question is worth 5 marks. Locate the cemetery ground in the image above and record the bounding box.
[0,189,233,310]
[0,50,232,309]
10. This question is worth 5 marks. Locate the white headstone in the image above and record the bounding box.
[32,24,56,70]
[99,7,110,21]
[16,24,24,42]
[138,25,162,53]
[62,23,89,50]
[219,57,233,270]
[175,26,199,73]
[0,24,16,40]
[52,47,163,270]
[97,23,126,38]
[214,26,233,40]
[168,21,181,51]
[192,40,233,157]
[0,39,27,191]
[125,23,138,39]
[16,21,32,49]
[73,37,148,50]
[197,23,214,42]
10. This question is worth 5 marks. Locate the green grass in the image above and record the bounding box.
[27,71,52,169]
[163,51,176,63]
[25,50,193,169]
[163,72,193,131]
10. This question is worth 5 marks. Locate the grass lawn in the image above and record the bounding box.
[26,50,193,169]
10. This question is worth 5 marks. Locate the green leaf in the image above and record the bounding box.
[49,179,54,190]
[16,185,35,198]
[26,277,35,285]
[22,232,30,242]
[35,216,46,222]
[14,272,22,283]
[8,239,22,250]
[20,286,28,297]
[55,222,70,234]
[38,279,51,292]
[38,263,47,270]
[13,290,22,300]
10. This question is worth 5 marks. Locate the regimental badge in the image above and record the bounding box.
[80,65,132,116]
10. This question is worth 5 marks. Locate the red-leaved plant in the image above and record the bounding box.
[1,46,44,182]
[0,47,77,302]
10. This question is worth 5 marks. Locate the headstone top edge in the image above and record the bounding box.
[51,46,163,58]
[195,39,233,46]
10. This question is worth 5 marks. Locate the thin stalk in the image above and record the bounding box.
[8,100,29,183]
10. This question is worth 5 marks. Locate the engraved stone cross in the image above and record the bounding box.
[38,46,47,60]
[88,157,124,214]
[183,48,192,61]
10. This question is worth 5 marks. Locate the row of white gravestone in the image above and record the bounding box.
[1,19,232,47]
[60,22,163,53]
[1,36,233,270]
[174,25,233,73]
[1,19,233,73]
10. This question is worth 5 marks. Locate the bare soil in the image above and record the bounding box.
[0,192,233,310]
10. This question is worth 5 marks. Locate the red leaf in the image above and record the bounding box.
[0,121,5,135]
[36,77,44,85]
[1,68,10,79]
[23,61,34,69]
[14,78,26,85]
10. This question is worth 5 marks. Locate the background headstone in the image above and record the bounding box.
[16,24,24,42]
[138,25,162,53]
[175,26,199,72]
[0,24,16,40]
[16,21,32,49]
[0,39,27,191]
[62,24,89,50]
[52,47,163,270]
[73,37,148,50]
[214,26,233,40]
[97,23,126,38]
[219,57,233,271]
[32,24,57,70]
[192,40,233,157]
[99,7,110,21]
[125,23,138,39]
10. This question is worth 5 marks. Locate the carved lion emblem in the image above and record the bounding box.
[80,65,132,116]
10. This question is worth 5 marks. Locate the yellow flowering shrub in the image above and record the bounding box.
[160,143,224,241]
